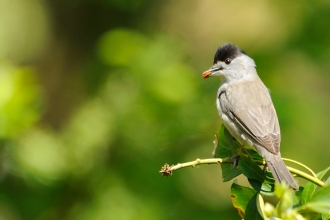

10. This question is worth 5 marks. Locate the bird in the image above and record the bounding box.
[202,43,299,190]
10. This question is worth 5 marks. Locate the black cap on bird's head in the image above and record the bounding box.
[203,43,249,79]
[213,43,246,64]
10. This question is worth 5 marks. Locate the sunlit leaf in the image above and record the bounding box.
[230,181,256,218]
[322,213,330,220]
[305,203,330,215]
[256,194,267,219]
[301,166,330,205]
[321,213,330,220]
[304,184,330,214]
[326,175,330,185]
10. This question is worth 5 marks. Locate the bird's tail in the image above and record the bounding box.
[265,153,299,190]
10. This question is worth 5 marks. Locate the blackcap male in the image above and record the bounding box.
[203,43,299,190]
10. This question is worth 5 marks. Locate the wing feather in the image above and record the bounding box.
[219,79,280,154]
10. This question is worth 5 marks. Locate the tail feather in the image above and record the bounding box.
[265,153,299,190]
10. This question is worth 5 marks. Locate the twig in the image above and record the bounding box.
[283,158,317,178]
[287,166,326,187]
[159,157,233,176]
[159,157,327,187]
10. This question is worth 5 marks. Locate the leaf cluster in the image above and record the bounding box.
[214,125,330,220]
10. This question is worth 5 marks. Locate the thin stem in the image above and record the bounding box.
[173,158,233,169]
[159,157,234,176]
[287,166,326,187]
[282,158,317,178]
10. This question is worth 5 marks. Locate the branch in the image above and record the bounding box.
[283,158,317,178]
[159,157,233,176]
[287,166,326,187]
[159,157,327,187]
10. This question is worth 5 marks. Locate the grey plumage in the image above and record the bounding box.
[203,43,298,190]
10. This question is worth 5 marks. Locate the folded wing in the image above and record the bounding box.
[219,79,280,154]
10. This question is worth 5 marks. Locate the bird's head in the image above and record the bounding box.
[203,43,257,82]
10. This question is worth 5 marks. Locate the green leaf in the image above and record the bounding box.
[275,182,296,216]
[293,186,304,207]
[256,193,267,219]
[238,156,264,182]
[248,178,275,196]
[304,202,330,215]
[244,193,264,220]
[263,170,276,188]
[246,149,263,160]
[248,178,262,191]
[322,213,330,220]
[215,124,239,158]
[230,181,256,218]
[215,125,242,181]
[222,164,242,182]
[224,126,241,153]
[326,175,330,185]
[301,166,330,205]
[304,184,330,214]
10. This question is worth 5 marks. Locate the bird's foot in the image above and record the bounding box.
[263,163,268,176]
[232,155,240,168]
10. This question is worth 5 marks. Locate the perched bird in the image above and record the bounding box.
[203,43,298,190]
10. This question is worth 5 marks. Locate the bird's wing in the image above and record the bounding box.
[219,79,280,154]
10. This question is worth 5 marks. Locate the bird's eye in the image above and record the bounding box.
[225,58,231,65]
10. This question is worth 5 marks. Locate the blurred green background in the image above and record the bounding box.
[0,0,329,219]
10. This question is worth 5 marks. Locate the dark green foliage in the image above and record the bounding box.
[244,193,264,220]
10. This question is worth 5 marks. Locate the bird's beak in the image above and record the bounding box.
[203,65,223,79]
[202,70,213,79]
